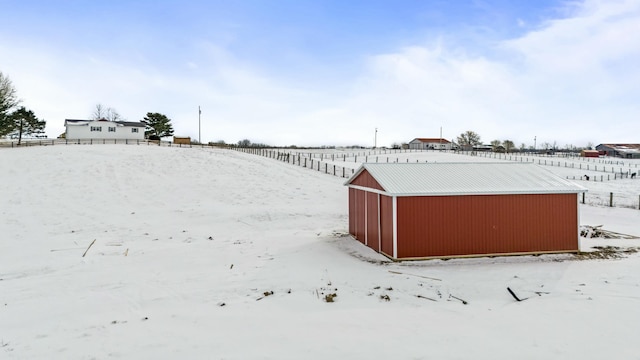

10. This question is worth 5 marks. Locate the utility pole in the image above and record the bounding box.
[534,136,537,150]
[198,106,201,144]
[374,127,378,148]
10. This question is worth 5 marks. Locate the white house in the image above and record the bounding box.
[408,138,454,150]
[65,119,146,140]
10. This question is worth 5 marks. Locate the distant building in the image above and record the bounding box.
[595,144,640,159]
[173,136,191,145]
[474,144,493,152]
[408,138,454,150]
[580,149,600,158]
[65,119,145,140]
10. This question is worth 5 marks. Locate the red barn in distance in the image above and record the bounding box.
[344,162,587,260]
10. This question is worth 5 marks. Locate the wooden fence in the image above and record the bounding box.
[233,147,357,178]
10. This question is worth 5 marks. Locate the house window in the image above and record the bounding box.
[90,126,102,132]
[108,127,116,132]
[132,128,139,133]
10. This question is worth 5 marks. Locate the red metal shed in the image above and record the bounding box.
[344,162,587,260]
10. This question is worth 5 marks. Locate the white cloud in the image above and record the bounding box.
[328,0,640,147]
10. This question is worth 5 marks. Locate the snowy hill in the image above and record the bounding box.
[1,145,640,359]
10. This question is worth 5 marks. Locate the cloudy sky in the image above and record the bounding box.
[1,0,638,147]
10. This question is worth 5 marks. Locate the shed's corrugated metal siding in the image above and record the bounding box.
[348,188,356,236]
[366,192,379,251]
[349,188,366,244]
[350,169,385,191]
[355,190,366,243]
[380,195,394,257]
[396,193,578,258]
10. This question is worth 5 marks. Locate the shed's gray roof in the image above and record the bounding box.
[345,162,587,196]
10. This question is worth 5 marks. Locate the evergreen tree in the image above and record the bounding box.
[6,107,46,145]
[141,112,174,139]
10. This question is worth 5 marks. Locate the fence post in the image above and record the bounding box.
[610,192,613,207]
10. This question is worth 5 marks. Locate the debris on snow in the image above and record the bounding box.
[576,246,640,260]
[388,270,441,281]
[82,239,96,257]
[449,294,468,305]
[416,294,437,302]
[580,225,638,239]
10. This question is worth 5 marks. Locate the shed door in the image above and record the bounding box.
[366,192,380,251]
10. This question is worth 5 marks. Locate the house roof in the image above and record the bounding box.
[597,144,640,149]
[345,162,587,196]
[410,138,451,144]
[597,144,640,155]
[64,119,145,128]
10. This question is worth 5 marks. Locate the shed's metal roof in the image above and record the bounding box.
[345,162,587,196]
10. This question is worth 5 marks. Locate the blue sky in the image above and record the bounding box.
[1,0,638,147]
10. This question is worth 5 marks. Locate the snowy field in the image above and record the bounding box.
[2,145,640,359]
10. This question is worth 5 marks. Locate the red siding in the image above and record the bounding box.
[396,193,578,258]
[366,192,380,250]
[380,195,394,257]
[348,188,356,236]
[350,170,384,191]
[348,188,367,244]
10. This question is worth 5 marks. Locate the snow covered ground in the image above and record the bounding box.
[1,145,640,359]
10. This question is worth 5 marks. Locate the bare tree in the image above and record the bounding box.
[0,71,19,113]
[456,131,482,150]
[92,104,106,120]
[91,103,123,121]
[503,140,515,153]
[490,139,502,151]
[0,71,20,136]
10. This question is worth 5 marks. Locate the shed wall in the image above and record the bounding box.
[379,195,394,256]
[350,170,384,191]
[366,192,380,251]
[348,188,366,244]
[396,193,578,258]
[348,188,356,236]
